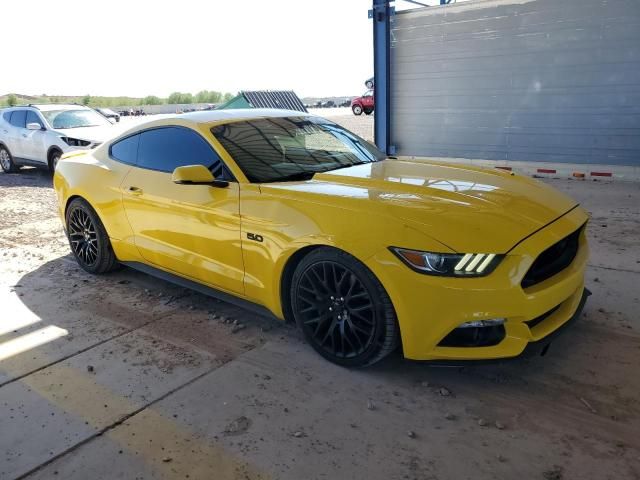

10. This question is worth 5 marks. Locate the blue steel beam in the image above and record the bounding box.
[372,0,393,155]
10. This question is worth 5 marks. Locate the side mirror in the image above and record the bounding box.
[27,122,44,131]
[172,165,228,187]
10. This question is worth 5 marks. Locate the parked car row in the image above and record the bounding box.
[95,107,120,122]
[0,104,115,173]
[119,108,147,117]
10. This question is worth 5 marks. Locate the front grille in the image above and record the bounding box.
[521,226,582,289]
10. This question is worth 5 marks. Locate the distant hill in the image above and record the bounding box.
[2,92,358,109]
[0,93,147,108]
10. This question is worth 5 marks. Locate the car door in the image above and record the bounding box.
[22,110,48,164]
[120,126,245,295]
[6,110,27,159]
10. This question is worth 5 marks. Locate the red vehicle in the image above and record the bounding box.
[351,90,374,116]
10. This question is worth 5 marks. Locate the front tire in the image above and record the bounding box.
[290,247,399,367]
[0,145,20,173]
[49,150,62,173]
[65,198,119,274]
[352,105,363,116]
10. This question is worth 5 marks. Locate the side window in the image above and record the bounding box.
[26,111,44,129]
[2,111,12,123]
[9,110,26,128]
[110,134,140,165]
[137,127,223,176]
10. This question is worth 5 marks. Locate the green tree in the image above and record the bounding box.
[195,90,210,104]
[7,94,17,106]
[82,94,91,106]
[143,95,163,105]
[168,92,183,104]
[222,92,234,102]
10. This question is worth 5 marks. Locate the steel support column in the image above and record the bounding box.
[371,0,393,155]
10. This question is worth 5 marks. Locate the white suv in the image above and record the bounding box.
[0,104,116,173]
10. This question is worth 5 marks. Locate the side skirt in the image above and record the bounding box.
[121,261,279,321]
[14,157,48,168]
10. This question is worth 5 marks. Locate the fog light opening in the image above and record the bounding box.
[438,318,506,348]
[457,318,505,329]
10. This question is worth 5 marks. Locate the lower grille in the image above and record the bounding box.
[438,324,505,348]
[521,226,582,289]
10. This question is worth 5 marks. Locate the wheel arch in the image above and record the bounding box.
[279,245,324,323]
[64,195,110,238]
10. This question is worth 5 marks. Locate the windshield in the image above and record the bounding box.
[42,109,111,129]
[211,116,385,183]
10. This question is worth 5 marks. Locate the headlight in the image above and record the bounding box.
[390,248,502,277]
[60,137,91,147]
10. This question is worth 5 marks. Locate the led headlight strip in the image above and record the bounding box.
[390,248,502,277]
[454,253,497,274]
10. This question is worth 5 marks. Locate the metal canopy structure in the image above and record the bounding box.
[218,90,307,113]
[372,0,640,168]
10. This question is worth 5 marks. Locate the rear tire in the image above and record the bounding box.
[0,145,20,173]
[290,247,399,367]
[364,109,373,116]
[65,198,120,274]
[352,105,363,116]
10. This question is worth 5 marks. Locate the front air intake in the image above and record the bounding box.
[521,226,582,289]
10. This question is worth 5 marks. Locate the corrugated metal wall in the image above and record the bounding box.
[390,0,640,165]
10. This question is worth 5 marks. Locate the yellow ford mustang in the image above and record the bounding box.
[54,109,589,367]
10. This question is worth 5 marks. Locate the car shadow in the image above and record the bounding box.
[0,167,53,189]
[12,252,596,386]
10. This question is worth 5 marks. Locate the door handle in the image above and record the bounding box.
[128,186,143,195]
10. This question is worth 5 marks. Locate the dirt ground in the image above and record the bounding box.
[1,114,639,480]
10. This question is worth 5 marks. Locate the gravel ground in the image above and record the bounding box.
[0,116,639,480]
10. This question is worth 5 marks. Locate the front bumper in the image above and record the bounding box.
[366,206,590,361]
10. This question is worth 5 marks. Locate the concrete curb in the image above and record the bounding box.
[400,156,640,182]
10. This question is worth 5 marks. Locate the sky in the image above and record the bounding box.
[2,0,423,99]
[1,0,455,99]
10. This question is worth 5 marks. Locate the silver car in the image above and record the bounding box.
[0,104,115,173]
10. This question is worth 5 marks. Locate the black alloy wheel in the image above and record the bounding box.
[291,248,399,367]
[65,198,119,273]
[68,207,99,266]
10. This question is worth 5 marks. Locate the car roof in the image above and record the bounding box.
[174,108,310,125]
[29,104,92,112]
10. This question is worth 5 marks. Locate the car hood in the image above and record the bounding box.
[265,159,579,253]
[56,125,118,143]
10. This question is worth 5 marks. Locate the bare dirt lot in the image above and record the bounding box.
[1,114,639,480]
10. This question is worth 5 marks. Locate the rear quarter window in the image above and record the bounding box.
[110,134,140,165]
[9,110,26,128]
[137,126,223,175]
